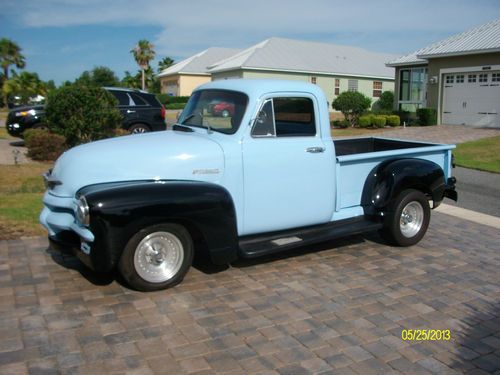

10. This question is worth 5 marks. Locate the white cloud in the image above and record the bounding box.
[4,0,500,58]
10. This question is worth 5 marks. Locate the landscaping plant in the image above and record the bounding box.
[332,91,371,127]
[45,85,122,147]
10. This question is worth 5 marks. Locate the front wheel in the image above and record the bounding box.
[118,223,194,291]
[379,189,430,247]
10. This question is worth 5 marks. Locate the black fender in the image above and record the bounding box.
[361,158,449,216]
[77,180,238,272]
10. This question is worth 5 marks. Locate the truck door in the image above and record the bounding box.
[242,95,334,235]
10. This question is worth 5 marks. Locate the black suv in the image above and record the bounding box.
[6,87,166,138]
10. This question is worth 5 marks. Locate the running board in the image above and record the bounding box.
[239,217,382,258]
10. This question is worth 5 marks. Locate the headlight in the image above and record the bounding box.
[75,196,90,226]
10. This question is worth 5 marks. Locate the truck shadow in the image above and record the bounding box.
[193,232,377,273]
[46,247,116,286]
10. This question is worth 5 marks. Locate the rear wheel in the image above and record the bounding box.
[221,109,230,118]
[119,223,193,291]
[128,123,151,134]
[379,189,430,246]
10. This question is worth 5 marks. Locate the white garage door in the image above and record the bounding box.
[442,71,500,128]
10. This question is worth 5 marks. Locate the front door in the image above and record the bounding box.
[241,95,334,236]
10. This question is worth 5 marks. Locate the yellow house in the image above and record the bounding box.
[158,48,240,96]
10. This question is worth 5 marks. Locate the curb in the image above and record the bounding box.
[435,203,500,229]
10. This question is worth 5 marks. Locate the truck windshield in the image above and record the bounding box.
[178,89,248,134]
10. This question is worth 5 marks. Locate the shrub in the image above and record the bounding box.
[332,91,372,127]
[372,116,386,128]
[45,86,122,147]
[377,91,394,111]
[24,129,67,161]
[358,115,372,128]
[165,103,186,110]
[416,108,437,126]
[113,128,130,137]
[386,115,400,127]
[156,94,190,105]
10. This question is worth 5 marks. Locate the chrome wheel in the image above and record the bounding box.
[133,231,184,283]
[131,126,148,134]
[400,201,424,238]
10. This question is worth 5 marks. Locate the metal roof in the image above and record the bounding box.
[208,37,397,79]
[387,18,500,67]
[157,47,241,77]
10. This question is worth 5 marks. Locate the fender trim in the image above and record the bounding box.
[78,180,238,271]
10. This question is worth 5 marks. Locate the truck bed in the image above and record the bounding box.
[334,137,432,156]
[331,137,455,220]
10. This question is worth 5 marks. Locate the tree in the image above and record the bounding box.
[45,85,122,147]
[377,91,394,111]
[157,56,174,73]
[2,71,46,105]
[131,40,155,91]
[332,91,372,127]
[75,66,120,87]
[0,38,25,80]
[121,71,141,89]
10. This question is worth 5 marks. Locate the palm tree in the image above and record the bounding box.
[130,40,155,90]
[3,71,46,105]
[0,38,25,80]
[158,56,175,73]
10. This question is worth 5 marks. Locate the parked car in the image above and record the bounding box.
[208,100,235,117]
[40,79,457,291]
[6,87,166,138]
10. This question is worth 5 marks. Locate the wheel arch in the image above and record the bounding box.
[361,158,447,216]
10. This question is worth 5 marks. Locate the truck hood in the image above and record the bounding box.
[49,131,225,197]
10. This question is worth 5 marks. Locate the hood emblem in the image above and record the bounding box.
[192,168,220,175]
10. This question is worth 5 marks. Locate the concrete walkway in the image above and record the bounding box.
[369,124,500,144]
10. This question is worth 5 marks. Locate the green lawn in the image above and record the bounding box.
[0,163,52,239]
[454,136,500,173]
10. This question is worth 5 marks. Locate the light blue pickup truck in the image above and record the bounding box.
[40,79,457,291]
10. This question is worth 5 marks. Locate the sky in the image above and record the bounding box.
[1,0,500,84]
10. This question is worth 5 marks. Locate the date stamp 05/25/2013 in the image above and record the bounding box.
[401,329,451,341]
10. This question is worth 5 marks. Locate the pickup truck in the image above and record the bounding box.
[40,79,457,291]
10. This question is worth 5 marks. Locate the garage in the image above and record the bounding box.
[442,71,500,128]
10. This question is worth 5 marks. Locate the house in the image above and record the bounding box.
[387,18,500,128]
[158,47,240,96]
[208,37,397,110]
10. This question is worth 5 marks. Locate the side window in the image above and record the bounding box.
[111,91,130,106]
[130,93,148,106]
[252,100,275,137]
[274,97,316,137]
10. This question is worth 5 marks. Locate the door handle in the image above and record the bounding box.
[306,147,325,153]
[126,110,136,114]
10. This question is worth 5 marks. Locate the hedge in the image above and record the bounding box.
[417,108,437,126]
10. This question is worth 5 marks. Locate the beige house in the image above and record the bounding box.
[387,18,500,128]
[208,38,397,110]
[158,47,240,96]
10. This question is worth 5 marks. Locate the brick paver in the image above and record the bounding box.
[0,212,499,374]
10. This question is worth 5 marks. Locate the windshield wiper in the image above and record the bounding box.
[172,124,194,132]
[180,113,196,125]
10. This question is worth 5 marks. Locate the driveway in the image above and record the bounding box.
[0,212,499,374]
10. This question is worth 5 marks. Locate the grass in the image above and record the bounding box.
[454,136,500,173]
[0,127,8,139]
[0,163,52,240]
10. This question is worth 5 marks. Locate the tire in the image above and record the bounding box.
[118,223,194,291]
[221,109,230,118]
[128,123,151,134]
[379,189,430,247]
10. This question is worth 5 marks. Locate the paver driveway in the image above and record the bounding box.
[0,212,499,375]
